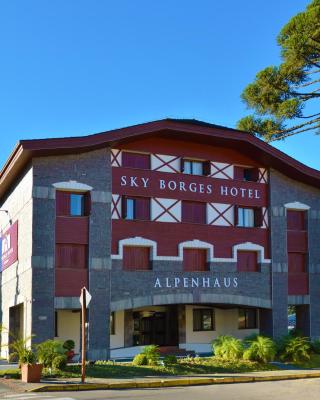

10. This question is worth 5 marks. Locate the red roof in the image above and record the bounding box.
[1,118,320,198]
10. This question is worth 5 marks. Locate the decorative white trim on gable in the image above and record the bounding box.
[232,242,271,263]
[284,201,310,211]
[178,240,214,261]
[53,180,93,192]
[151,154,181,173]
[112,237,158,260]
[111,149,122,167]
[111,238,271,264]
[151,198,181,222]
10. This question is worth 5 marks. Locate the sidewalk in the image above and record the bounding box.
[1,368,320,393]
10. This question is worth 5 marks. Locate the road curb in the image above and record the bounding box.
[29,372,320,392]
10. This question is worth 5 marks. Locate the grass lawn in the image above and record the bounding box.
[0,358,280,380]
[292,354,320,369]
[46,357,279,379]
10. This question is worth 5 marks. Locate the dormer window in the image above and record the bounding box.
[122,152,150,169]
[181,159,210,176]
[234,166,259,182]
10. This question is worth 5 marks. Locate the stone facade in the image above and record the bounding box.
[269,169,320,339]
[1,135,320,359]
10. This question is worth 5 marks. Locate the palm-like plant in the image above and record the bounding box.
[278,336,311,363]
[243,336,276,363]
[212,335,244,361]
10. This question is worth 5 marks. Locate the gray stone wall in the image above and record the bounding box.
[269,169,320,339]
[110,264,272,311]
[32,148,112,358]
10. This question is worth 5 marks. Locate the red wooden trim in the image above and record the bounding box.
[210,162,232,179]
[112,195,121,219]
[152,198,181,222]
[207,203,233,226]
[152,154,181,173]
[111,149,121,167]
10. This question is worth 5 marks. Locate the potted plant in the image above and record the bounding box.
[63,340,75,362]
[20,349,43,383]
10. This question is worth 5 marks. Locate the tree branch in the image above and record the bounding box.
[269,123,320,141]
[295,78,320,87]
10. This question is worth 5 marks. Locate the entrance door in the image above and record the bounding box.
[140,312,166,346]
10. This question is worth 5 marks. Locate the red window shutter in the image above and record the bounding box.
[237,251,258,272]
[56,191,70,216]
[135,197,150,220]
[180,158,185,172]
[122,152,150,169]
[287,210,306,231]
[254,208,263,227]
[234,205,239,226]
[121,196,127,219]
[250,168,260,182]
[55,244,87,269]
[203,161,211,176]
[123,246,150,270]
[234,166,244,180]
[288,253,306,273]
[183,249,207,271]
[182,201,206,224]
[84,192,91,216]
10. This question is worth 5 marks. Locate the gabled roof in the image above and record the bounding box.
[1,118,320,199]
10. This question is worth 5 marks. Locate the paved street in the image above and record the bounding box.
[3,379,320,400]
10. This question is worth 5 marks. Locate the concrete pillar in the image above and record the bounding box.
[178,305,186,345]
[124,310,134,347]
[269,206,289,339]
[87,199,111,360]
[308,211,320,339]
[31,196,56,344]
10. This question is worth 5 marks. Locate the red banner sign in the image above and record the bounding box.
[1,221,18,270]
[112,168,267,206]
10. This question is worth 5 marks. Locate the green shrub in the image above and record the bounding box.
[243,336,276,363]
[19,349,37,365]
[9,335,35,365]
[142,345,160,366]
[163,355,178,367]
[132,353,148,366]
[311,339,320,354]
[278,335,311,363]
[63,340,75,351]
[52,355,67,371]
[37,340,65,368]
[212,336,244,361]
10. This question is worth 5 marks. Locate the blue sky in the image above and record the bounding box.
[0,0,317,170]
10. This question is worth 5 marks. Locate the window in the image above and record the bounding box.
[236,207,262,228]
[55,244,87,269]
[238,308,257,329]
[56,191,91,216]
[287,210,306,231]
[234,166,259,182]
[123,246,151,270]
[110,312,115,335]
[122,197,150,220]
[182,201,206,224]
[193,308,214,331]
[237,251,258,272]
[183,248,208,271]
[182,159,210,176]
[70,194,84,216]
[122,152,150,169]
[237,207,254,227]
